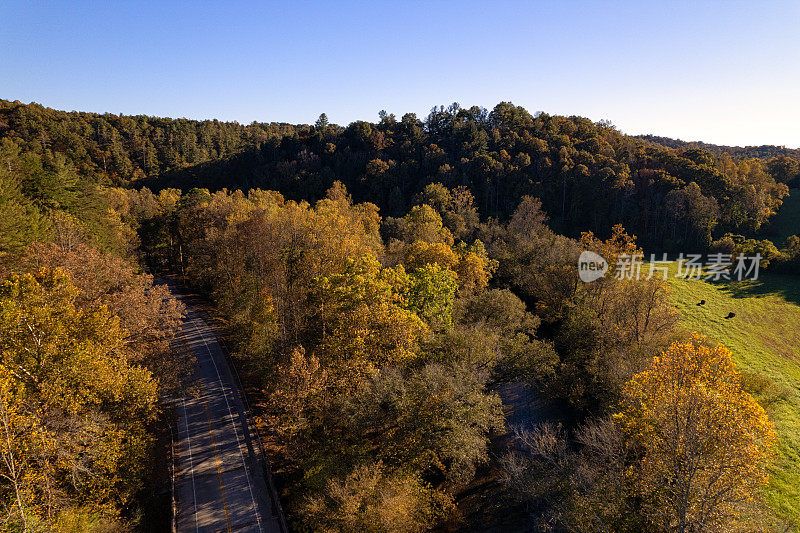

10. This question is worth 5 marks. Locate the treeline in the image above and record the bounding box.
[3,99,798,253]
[0,127,184,530]
[129,107,797,252]
[709,232,800,276]
[0,99,295,183]
[639,134,800,169]
[117,181,781,531]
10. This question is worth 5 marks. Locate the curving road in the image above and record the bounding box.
[172,308,284,533]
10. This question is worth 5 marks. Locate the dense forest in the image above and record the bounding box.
[4,98,800,252]
[0,110,185,530]
[0,98,799,531]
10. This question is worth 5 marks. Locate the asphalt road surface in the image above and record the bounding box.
[172,308,283,533]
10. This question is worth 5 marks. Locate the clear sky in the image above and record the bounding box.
[2,1,799,147]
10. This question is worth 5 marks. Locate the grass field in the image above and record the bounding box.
[666,264,800,524]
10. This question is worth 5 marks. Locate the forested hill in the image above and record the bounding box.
[0,98,296,181]
[2,97,800,530]
[2,98,799,250]
[638,133,800,162]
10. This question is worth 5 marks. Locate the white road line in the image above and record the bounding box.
[188,318,263,532]
[180,396,200,533]
[187,316,264,533]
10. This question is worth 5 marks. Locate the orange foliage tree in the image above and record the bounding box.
[615,333,776,532]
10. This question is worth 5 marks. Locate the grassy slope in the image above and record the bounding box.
[767,188,800,247]
[666,264,800,523]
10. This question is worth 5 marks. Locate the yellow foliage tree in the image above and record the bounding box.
[268,347,328,441]
[403,240,458,272]
[0,365,54,531]
[0,268,158,522]
[313,256,427,390]
[453,240,496,295]
[403,239,495,296]
[401,205,454,245]
[615,333,776,532]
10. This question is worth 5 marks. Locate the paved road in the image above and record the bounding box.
[172,308,283,533]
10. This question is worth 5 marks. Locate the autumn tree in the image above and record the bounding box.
[19,242,185,388]
[415,183,480,240]
[303,461,453,533]
[547,225,679,413]
[0,268,159,524]
[312,256,427,389]
[267,347,328,443]
[0,365,54,531]
[615,334,777,532]
[335,363,503,488]
[496,196,581,322]
[397,205,454,245]
[445,288,558,383]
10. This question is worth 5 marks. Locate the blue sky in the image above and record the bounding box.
[2,1,799,147]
